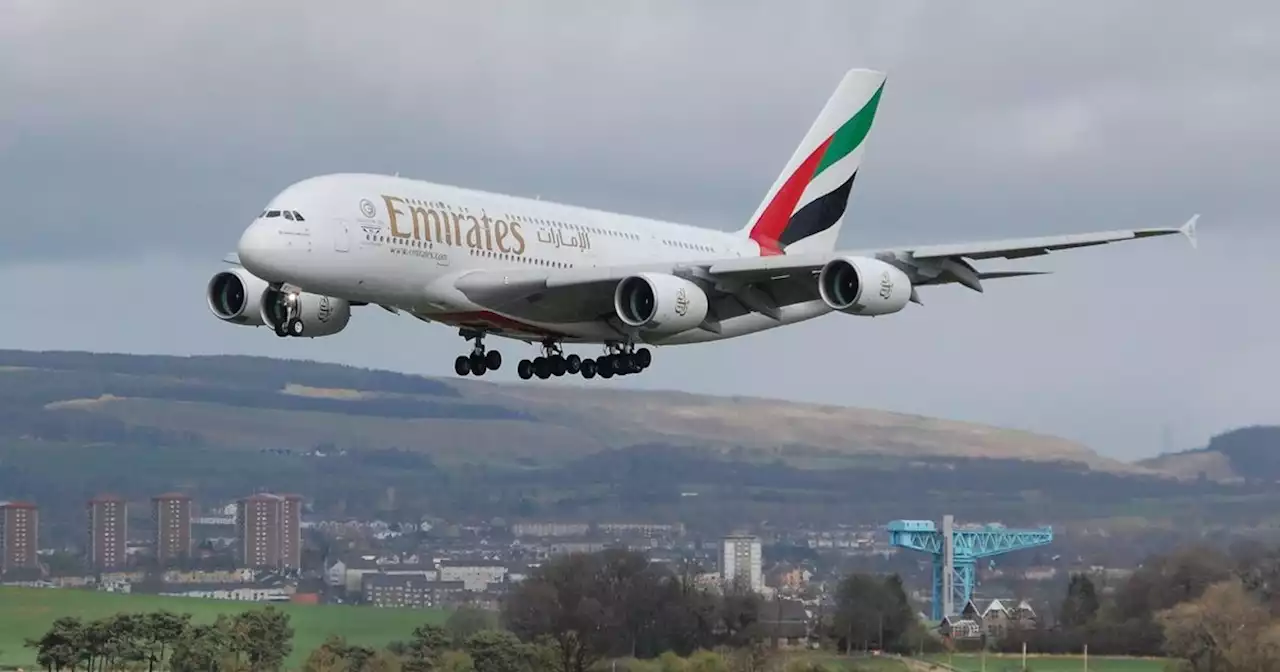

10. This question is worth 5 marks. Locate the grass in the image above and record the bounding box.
[0,587,445,669]
[925,653,1170,671]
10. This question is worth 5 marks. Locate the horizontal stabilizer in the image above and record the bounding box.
[1180,214,1199,249]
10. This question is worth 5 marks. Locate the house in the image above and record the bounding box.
[759,599,813,648]
[979,599,1037,639]
[938,615,983,640]
[362,574,467,609]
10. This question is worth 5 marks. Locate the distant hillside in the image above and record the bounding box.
[0,349,1139,473]
[1,350,1276,537]
[1138,426,1280,483]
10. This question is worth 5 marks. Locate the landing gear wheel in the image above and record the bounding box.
[598,364,614,379]
[454,356,470,376]
[469,353,487,376]
[533,358,551,379]
[635,348,651,368]
[580,358,597,379]
[613,355,632,375]
[517,359,534,380]
[550,355,567,377]
[287,318,304,337]
[485,350,502,371]
[565,354,581,375]
[274,321,289,338]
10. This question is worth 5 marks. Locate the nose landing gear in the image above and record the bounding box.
[454,330,502,376]
[272,288,305,337]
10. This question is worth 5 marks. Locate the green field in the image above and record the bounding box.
[925,653,1170,672]
[0,587,446,669]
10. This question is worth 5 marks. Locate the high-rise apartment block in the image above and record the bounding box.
[152,493,192,566]
[721,534,764,593]
[236,493,302,570]
[0,501,39,574]
[87,495,127,571]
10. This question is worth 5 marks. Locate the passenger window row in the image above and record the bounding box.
[508,214,639,241]
[663,239,713,252]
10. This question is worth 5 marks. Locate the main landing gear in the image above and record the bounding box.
[273,289,305,338]
[516,341,651,381]
[454,331,503,376]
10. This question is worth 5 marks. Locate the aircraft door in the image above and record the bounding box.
[334,220,350,253]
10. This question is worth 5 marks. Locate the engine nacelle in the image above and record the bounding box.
[613,273,709,336]
[817,256,913,316]
[207,268,269,326]
[260,287,352,338]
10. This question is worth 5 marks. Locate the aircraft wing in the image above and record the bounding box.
[450,215,1197,327]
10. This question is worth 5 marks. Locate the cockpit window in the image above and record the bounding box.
[266,210,281,218]
[283,211,295,221]
[292,211,305,221]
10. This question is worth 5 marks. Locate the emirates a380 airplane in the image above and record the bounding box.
[208,68,1196,381]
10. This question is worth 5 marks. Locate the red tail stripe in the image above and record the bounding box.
[747,136,832,255]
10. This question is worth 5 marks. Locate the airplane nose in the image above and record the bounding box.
[237,221,281,279]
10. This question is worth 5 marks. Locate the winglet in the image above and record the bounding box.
[1180,214,1199,250]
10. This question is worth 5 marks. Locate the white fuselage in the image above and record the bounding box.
[236,173,822,343]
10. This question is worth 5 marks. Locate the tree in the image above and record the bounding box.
[446,608,497,648]
[171,620,234,672]
[231,607,294,672]
[829,573,914,653]
[303,636,353,672]
[1059,573,1101,628]
[1157,578,1280,672]
[403,624,450,672]
[503,549,755,668]
[463,631,527,672]
[1114,546,1232,623]
[143,611,193,672]
[24,616,85,672]
[303,636,401,672]
[503,553,608,672]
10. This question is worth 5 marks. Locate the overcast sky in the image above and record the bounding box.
[2,1,1276,461]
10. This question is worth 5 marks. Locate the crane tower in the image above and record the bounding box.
[886,515,1053,621]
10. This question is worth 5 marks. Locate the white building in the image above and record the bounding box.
[439,561,507,591]
[721,535,763,593]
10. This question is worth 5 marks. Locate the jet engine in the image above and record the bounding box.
[614,272,709,335]
[260,286,352,337]
[817,256,913,316]
[207,268,269,326]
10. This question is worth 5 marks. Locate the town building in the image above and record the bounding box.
[721,534,763,593]
[236,493,302,570]
[152,493,193,565]
[87,495,127,571]
[0,501,39,574]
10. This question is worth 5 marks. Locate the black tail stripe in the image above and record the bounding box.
[777,170,858,248]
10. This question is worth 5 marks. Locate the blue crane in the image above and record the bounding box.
[886,515,1053,621]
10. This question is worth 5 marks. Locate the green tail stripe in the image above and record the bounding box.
[813,83,884,178]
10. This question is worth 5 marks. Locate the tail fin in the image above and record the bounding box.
[739,68,886,255]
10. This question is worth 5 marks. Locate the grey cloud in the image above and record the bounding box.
[0,1,1276,458]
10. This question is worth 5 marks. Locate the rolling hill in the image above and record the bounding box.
[0,349,1276,537]
[0,348,1140,473]
[1137,425,1280,483]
